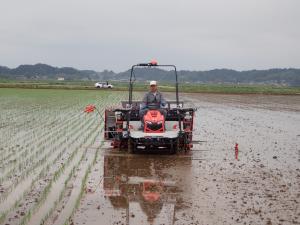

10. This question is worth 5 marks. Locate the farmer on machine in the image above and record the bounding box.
[139,80,167,130]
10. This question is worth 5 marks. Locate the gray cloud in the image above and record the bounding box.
[0,0,299,71]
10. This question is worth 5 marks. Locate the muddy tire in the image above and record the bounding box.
[117,142,122,151]
[174,140,178,154]
[169,140,177,154]
[182,133,190,153]
[128,139,135,154]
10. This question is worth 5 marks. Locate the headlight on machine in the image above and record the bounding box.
[115,112,122,120]
[184,112,192,120]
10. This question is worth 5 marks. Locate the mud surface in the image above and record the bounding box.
[72,94,300,225]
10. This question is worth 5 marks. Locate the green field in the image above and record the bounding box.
[0,88,135,225]
[0,80,299,95]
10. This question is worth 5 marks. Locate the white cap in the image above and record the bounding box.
[150,80,157,86]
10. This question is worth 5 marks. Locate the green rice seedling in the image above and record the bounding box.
[0,88,124,224]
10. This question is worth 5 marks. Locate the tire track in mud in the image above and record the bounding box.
[188,161,300,225]
[179,94,300,224]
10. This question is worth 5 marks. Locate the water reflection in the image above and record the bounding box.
[102,154,192,225]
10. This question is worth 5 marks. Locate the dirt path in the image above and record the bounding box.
[71,94,300,225]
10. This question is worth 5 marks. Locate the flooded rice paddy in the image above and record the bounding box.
[0,89,299,225]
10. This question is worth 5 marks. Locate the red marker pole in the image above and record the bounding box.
[235,143,239,160]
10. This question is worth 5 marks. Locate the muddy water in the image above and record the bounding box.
[72,94,300,225]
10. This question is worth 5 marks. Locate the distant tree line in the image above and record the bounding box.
[0,63,299,86]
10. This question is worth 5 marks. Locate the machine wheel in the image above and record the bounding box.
[128,139,135,154]
[184,134,190,152]
[116,141,122,151]
[169,140,177,154]
[174,140,178,154]
[169,141,174,154]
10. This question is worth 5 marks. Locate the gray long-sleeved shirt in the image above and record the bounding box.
[140,91,167,110]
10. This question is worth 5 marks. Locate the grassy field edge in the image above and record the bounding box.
[0,82,299,95]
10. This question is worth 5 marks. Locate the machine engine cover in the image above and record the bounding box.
[144,110,165,133]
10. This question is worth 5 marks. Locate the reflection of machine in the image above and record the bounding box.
[104,61,196,153]
[142,180,164,202]
[102,154,191,224]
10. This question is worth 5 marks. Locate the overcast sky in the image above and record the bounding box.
[0,0,299,72]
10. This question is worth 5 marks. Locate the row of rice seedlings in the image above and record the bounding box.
[0,137,84,214]
[1,129,73,184]
[0,104,82,162]
[0,105,49,141]
[0,106,91,174]
[0,96,105,200]
[0,111,90,183]
[0,90,115,221]
[65,160,93,225]
[0,110,66,154]
[4,109,44,132]
[0,115,96,202]
[41,141,98,224]
[0,90,101,149]
[0,92,84,140]
[0,213,5,224]
[0,92,77,122]
[0,120,93,219]
[20,135,92,225]
[0,111,87,176]
[1,131,90,225]
[0,90,109,148]
[41,165,77,225]
[0,125,52,164]
[65,141,103,225]
[44,125,104,225]
[0,103,43,122]
[0,93,111,171]
[60,93,133,225]
[72,95,129,194]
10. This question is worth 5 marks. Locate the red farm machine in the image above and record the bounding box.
[104,61,196,154]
